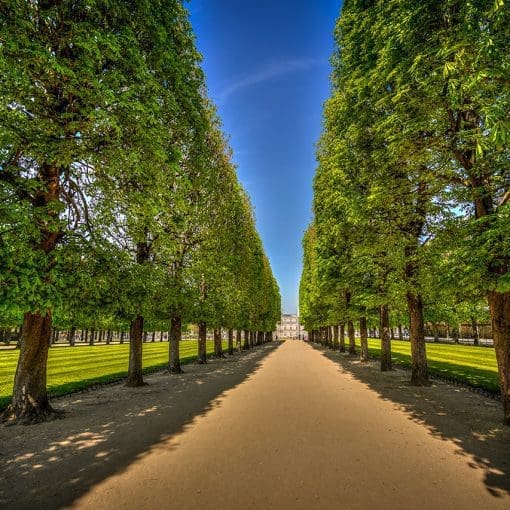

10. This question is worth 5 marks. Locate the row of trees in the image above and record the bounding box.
[300,0,509,423]
[0,1,280,424]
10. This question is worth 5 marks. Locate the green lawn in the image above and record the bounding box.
[352,338,500,393]
[0,339,227,410]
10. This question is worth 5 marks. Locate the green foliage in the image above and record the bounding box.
[300,0,509,344]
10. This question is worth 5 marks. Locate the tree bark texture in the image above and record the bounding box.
[488,290,510,425]
[407,291,428,385]
[471,316,480,346]
[348,320,356,355]
[227,328,234,355]
[126,315,145,387]
[380,304,392,372]
[197,322,207,364]
[235,329,242,351]
[169,314,183,374]
[339,323,345,352]
[1,312,57,424]
[360,317,369,361]
[213,328,224,358]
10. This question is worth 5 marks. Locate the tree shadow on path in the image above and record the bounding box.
[0,343,280,509]
[316,345,510,499]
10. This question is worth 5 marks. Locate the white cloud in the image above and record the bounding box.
[219,58,324,100]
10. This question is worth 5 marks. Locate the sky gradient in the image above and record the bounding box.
[189,0,342,314]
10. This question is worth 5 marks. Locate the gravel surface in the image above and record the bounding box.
[1,340,509,509]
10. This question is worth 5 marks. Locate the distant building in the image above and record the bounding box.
[276,314,306,340]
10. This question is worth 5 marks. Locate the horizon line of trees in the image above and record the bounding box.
[300,0,510,424]
[0,0,280,424]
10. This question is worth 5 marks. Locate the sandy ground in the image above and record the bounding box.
[1,340,509,510]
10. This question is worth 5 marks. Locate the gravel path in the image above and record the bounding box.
[1,340,509,509]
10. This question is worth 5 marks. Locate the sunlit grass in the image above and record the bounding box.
[356,338,500,393]
[0,339,228,409]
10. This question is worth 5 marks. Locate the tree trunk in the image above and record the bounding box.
[160,330,164,342]
[143,331,148,343]
[126,315,145,387]
[197,322,207,364]
[228,328,234,355]
[407,291,428,385]
[452,326,460,344]
[169,314,183,374]
[348,320,356,355]
[390,327,395,340]
[488,290,510,425]
[89,328,95,346]
[339,323,345,353]
[432,323,440,343]
[398,324,404,341]
[360,317,369,362]
[380,304,392,372]
[471,316,480,346]
[243,329,250,350]
[213,328,224,358]
[120,331,124,344]
[68,326,76,347]
[1,312,57,424]
[236,329,242,351]
[333,325,339,350]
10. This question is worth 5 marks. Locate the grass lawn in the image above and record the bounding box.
[0,339,228,410]
[351,338,500,393]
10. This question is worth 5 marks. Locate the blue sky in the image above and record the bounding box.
[189,0,342,314]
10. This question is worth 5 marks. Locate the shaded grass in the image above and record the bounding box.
[0,340,228,410]
[350,338,500,394]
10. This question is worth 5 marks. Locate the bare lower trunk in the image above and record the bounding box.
[68,326,76,346]
[197,322,207,364]
[407,291,428,385]
[488,290,510,425]
[398,324,403,341]
[1,312,57,424]
[228,328,234,355]
[339,323,345,352]
[432,323,440,343]
[452,326,459,344]
[168,314,183,374]
[235,329,242,351]
[348,320,356,355]
[243,329,250,350]
[471,316,480,346]
[380,304,392,372]
[360,317,369,361]
[333,325,339,350]
[214,328,224,357]
[126,315,145,387]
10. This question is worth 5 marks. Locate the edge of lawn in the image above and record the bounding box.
[321,341,501,400]
[0,350,227,411]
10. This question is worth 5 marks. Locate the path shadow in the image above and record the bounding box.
[315,344,510,499]
[0,343,281,509]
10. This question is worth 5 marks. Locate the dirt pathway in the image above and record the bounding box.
[2,341,510,509]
